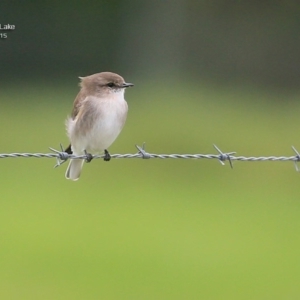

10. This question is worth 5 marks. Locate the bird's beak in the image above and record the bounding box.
[122,82,134,88]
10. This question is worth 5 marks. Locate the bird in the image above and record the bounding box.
[65,72,133,180]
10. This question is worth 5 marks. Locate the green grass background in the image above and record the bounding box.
[1,81,300,299]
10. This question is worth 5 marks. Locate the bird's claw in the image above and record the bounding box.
[104,149,111,161]
[84,150,93,163]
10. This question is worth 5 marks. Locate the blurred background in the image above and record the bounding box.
[1,1,300,299]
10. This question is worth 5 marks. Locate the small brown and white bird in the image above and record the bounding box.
[65,72,133,181]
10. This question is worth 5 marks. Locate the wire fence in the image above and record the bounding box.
[1,144,300,171]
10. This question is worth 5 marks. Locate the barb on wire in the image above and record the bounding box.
[0,143,300,173]
[136,142,151,159]
[292,146,300,172]
[49,143,68,168]
[213,144,236,169]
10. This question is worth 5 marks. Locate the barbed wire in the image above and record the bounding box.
[1,144,300,172]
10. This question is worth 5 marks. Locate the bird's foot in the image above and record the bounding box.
[84,150,93,163]
[104,149,111,162]
[64,144,73,154]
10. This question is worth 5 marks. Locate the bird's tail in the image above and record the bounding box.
[65,159,84,181]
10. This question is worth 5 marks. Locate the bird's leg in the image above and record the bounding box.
[104,149,111,162]
[84,150,93,163]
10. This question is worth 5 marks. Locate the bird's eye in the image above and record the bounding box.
[107,82,115,87]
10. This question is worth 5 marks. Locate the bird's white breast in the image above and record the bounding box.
[67,92,128,155]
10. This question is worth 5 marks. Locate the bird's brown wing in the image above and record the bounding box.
[71,91,87,119]
[65,91,87,154]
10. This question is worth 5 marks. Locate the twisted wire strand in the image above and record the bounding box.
[0,144,299,166]
[0,153,297,161]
